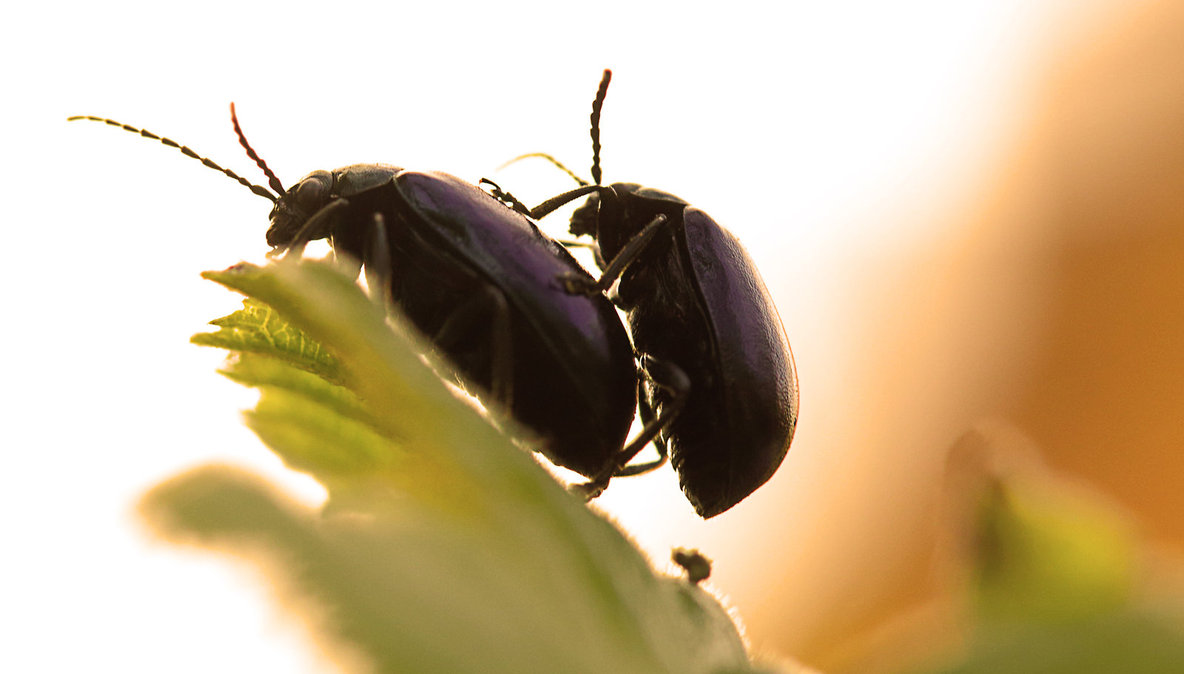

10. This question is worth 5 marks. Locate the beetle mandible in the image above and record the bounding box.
[68,106,678,488]
[503,70,800,518]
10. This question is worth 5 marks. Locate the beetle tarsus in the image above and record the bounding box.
[479,178,532,216]
[569,479,607,501]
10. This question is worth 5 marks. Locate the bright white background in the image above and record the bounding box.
[3,1,1122,671]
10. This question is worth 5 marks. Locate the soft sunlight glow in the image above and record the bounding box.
[9,0,1140,671]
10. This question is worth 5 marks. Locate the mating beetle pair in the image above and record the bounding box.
[70,71,797,517]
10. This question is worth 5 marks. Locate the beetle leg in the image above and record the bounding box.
[594,212,668,288]
[487,289,513,408]
[592,240,607,270]
[432,286,514,409]
[329,238,364,278]
[558,212,668,296]
[555,238,608,270]
[613,377,669,477]
[280,198,350,259]
[528,184,602,220]
[575,354,689,499]
[363,212,393,309]
[478,178,532,216]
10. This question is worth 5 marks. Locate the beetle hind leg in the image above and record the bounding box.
[613,378,669,477]
[573,354,689,499]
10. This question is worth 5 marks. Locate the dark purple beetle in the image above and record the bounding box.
[266,164,645,478]
[67,108,674,485]
[510,70,800,517]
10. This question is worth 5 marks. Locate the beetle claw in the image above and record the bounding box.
[569,478,607,501]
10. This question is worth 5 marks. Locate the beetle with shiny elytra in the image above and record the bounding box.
[501,70,799,518]
[68,106,684,494]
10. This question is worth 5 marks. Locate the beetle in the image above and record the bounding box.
[503,70,800,518]
[68,106,678,487]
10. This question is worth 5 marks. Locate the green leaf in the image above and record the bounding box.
[192,297,343,384]
[144,259,763,674]
[917,457,1184,674]
[972,477,1137,626]
[925,609,1184,674]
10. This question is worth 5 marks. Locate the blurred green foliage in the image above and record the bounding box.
[142,259,778,674]
[919,471,1184,674]
[139,258,1184,673]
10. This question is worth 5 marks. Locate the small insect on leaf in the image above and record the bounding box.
[672,547,712,585]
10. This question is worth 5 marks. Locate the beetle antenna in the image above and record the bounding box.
[67,115,279,203]
[497,153,589,187]
[590,69,611,186]
[230,103,286,197]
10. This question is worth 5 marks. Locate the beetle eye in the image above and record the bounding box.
[288,170,334,211]
[294,179,326,208]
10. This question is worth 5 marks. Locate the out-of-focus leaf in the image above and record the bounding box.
[927,608,1184,674]
[917,439,1184,674]
[147,259,764,674]
[973,477,1137,626]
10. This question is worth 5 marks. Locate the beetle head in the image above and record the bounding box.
[569,192,601,238]
[571,183,659,239]
[570,183,646,240]
[266,170,335,249]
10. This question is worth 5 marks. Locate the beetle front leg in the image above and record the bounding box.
[278,198,350,259]
[363,212,393,309]
[558,212,669,296]
[478,178,533,216]
[574,354,689,499]
[529,184,602,220]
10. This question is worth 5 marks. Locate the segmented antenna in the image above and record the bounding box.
[494,70,614,188]
[590,69,611,186]
[230,103,285,197]
[66,114,279,202]
[497,153,589,186]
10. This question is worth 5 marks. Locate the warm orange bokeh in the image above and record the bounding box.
[736,2,1184,671]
